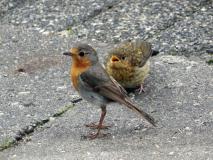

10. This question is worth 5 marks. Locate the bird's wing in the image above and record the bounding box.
[134,40,153,67]
[80,63,127,96]
[80,63,156,126]
[96,79,156,126]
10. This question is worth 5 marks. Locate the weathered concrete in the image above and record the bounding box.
[0,55,212,160]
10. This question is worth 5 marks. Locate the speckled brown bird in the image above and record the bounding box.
[105,40,159,93]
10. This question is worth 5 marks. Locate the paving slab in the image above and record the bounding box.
[71,0,212,44]
[0,55,212,160]
[0,24,112,147]
[150,6,213,56]
[0,24,75,145]
[2,0,212,56]
[0,0,119,32]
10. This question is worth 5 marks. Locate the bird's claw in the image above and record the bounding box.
[135,84,145,94]
[87,132,110,140]
[85,122,111,129]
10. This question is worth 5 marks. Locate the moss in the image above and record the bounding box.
[34,119,49,126]
[206,59,213,65]
[66,26,73,35]
[0,105,75,151]
[0,138,16,151]
[53,104,75,117]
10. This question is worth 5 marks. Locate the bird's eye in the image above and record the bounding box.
[121,56,125,60]
[79,51,85,57]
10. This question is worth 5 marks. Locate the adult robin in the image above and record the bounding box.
[63,43,155,139]
[105,40,159,93]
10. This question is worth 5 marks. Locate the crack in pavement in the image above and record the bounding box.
[0,97,82,152]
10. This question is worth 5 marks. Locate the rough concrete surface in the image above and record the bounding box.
[0,0,213,160]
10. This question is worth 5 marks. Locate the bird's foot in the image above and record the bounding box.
[136,84,145,94]
[87,132,110,140]
[85,122,111,129]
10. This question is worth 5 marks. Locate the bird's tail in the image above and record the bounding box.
[122,98,156,126]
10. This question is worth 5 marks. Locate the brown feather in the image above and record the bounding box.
[96,79,156,126]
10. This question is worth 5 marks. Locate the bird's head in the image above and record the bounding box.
[63,43,99,67]
[107,52,131,69]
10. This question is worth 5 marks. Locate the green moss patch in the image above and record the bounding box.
[0,138,16,151]
[206,59,213,65]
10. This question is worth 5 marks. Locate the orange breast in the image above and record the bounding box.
[70,58,91,90]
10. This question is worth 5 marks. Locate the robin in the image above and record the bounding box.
[63,43,155,139]
[105,40,159,93]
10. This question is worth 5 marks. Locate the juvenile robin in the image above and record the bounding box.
[63,43,156,139]
[105,40,159,93]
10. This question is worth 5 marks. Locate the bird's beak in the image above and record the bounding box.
[111,55,120,63]
[63,51,71,56]
[63,48,79,56]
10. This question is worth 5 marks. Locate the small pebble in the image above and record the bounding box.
[23,125,34,134]
[155,144,160,148]
[11,102,19,106]
[169,151,174,155]
[17,130,25,136]
[18,91,30,96]
[0,111,4,116]
[42,31,50,36]
[56,86,67,91]
[14,134,23,141]
[185,127,191,131]
[49,117,55,122]
[12,155,17,158]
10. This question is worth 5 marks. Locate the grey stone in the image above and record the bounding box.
[0,24,75,145]
[0,0,119,32]
[0,55,212,160]
[150,7,213,57]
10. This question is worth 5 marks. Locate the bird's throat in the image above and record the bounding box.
[71,59,91,90]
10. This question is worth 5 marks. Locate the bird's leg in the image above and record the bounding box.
[85,106,111,129]
[87,106,109,139]
[136,84,145,94]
